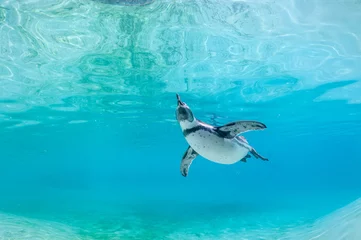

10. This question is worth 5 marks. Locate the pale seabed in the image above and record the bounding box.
[1,197,361,239]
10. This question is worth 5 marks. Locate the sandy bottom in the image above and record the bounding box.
[1,197,361,240]
[0,212,81,240]
[283,197,361,240]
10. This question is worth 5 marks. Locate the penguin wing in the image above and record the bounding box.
[180,146,198,177]
[216,120,266,138]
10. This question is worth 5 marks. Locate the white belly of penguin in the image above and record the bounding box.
[185,129,249,164]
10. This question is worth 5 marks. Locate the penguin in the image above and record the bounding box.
[175,94,268,177]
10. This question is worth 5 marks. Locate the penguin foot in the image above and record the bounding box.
[240,154,251,163]
[250,149,268,161]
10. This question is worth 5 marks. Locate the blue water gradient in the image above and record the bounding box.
[0,0,361,239]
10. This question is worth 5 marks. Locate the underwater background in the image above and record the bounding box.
[1,0,361,239]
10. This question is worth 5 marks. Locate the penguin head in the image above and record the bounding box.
[175,93,194,123]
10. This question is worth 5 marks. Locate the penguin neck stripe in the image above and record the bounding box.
[183,125,213,137]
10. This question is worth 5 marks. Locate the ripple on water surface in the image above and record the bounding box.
[0,0,361,120]
[94,0,154,5]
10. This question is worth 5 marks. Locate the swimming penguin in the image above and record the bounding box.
[175,94,268,177]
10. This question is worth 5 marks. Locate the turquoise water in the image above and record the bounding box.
[1,0,361,239]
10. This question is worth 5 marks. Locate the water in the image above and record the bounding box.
[1,0,361,239]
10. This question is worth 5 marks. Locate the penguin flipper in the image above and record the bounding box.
[216,120,266,138]
[180,146,198,177]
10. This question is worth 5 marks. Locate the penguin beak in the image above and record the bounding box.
[176,93,183,106]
